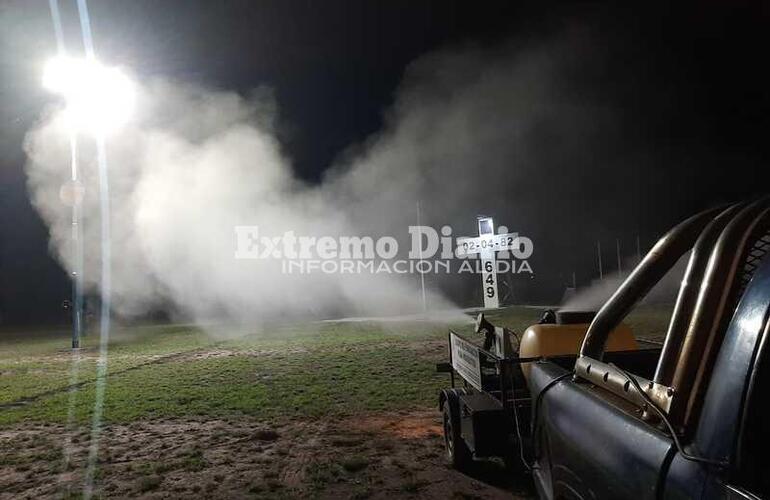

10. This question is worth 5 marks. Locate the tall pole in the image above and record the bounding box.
[70,134,83,349]
[48,0,83,349]
[616,238,622,274]
[597,241,603,280]
[416,201,427,312]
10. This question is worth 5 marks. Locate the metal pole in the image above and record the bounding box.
[416,201,427,312]
[47,0,82,349]
[597,241,603,280]
[616,238,622,274]
[70,134,83,349]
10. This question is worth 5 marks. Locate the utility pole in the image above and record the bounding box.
[416,201,427,312]
[48,0,83,349]
[597,241,603,280]
[616,238,622,274]
[70,134,84,349]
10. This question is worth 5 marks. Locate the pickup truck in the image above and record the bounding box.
[438,200,770,499]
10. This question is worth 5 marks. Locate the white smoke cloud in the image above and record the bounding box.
[23,34,623,329]
[25,79,464,329]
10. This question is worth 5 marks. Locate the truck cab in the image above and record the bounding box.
[530,200,770,499]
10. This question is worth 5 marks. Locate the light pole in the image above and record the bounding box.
[61,135,84,348]
[42,56,135,349]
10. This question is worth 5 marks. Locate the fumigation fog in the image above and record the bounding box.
[22,30,703,330]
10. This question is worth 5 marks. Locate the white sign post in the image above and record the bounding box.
[456,217,518,309]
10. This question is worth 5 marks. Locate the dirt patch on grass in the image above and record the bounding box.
[0,410,533,499]
[175,346,311,361]
[350,410,443,439]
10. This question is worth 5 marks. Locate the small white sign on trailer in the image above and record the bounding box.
[449,331,482,390]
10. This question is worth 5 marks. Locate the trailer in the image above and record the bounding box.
[437,312,647,471]
[436,326,526,469]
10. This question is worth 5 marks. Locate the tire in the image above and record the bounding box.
[442,399,471,470]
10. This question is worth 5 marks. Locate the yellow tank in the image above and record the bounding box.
[519,322,637,378]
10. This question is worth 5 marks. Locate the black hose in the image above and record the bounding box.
[509,369,530,471]
[511,369,573,471]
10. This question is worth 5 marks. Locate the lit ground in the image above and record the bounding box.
[0,306,670,498]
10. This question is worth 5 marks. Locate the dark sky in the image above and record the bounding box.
[1,0,769,324]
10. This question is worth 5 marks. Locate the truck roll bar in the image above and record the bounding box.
[670,198,770,431]
[574,204,725,414]
[654,203,746,387]
[575,197,770,435]
[579,205,725,360]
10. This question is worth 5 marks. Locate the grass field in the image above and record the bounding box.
[0,306,670,498]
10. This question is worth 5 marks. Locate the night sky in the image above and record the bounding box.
[1,0,769,325]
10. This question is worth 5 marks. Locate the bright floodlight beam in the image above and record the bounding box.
[42,55,135,352]
[42,56,135,135]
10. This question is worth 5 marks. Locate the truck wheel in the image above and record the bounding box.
[442,399,471,470]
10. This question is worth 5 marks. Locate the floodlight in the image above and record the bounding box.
[477,216,494,236]
[42,56,135,134]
